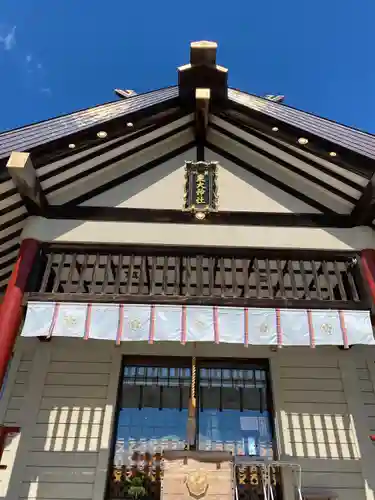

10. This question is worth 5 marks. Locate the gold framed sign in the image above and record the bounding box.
[183,161,218,219]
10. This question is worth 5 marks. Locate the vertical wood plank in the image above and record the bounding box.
[254,258,261,298]
[274,260,285,298]
[90,253,100,294]
[40,252,53,293]
[77,254,88,293]
[242,258,249,298]
[345,261,360,301]
[102,254,111,293]
[52,253,66,293]
[219,257,225,297]
[115,254,122,294]
[186,257,192,297]
[334,261,347,300]
[162,256,168,295]
[269,355,295,500]
[126,255,134,295]
[208,257,215,296]
[66,253,77,293]
[299,260,310,299]
[288,261,298,299]
[6,342,51,500]
[265,259,273,298]
[196,255,203,296]
[93,347,122,500]
[152,256,158,296]
[339,355,375,500]
[310,261,321,299]
[322,260,333,300]
[0,340,23,424]
[231,257,237,297]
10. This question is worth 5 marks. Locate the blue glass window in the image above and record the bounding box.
[113,365,191,466]
[112,361,274,466]
[198,366,273,458]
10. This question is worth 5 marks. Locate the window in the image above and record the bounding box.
[108,358,276,500]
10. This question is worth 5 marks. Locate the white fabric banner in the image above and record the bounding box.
[21,302,375,347]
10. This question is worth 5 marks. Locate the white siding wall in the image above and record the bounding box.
[275,354,371,500]
[357,358,375,438]
[0,339,374,500]
[0,341,35,498]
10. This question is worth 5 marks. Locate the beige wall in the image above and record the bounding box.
[81,148,320,214]
[0,338,375,500]
[21,216,375,251]
[20,128,375,250]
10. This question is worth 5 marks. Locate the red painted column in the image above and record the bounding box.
[361,249,375,307]
[0,239,39,387]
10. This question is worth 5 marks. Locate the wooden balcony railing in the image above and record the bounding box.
[26,244,370,310]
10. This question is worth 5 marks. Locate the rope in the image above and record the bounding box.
[187,356,197,447]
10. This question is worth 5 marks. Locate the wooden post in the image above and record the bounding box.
[7,152,48,213]
[0,239,39,387]
[360,250,375,317]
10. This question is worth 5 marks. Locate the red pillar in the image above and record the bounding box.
[0,239,39,387]
[361,249,375,308]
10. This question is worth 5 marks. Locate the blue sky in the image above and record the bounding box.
[0,0,374,133]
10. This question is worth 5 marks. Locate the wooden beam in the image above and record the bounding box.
[350,176,375,225]
[190,40,217,65]
[25,291,366,311]
[6,152,48,214]
[46,205,354,228]
[178,41,228,102]
[210,122,357,208]
[195,88,210,160]
[226,102,375,175]
[221,110,367,194]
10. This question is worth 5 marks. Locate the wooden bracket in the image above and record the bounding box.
[190,41,218,66]
[195,88,210,160]
[350,174,375,225]
[7,152,48,214]
[195,88,210,143]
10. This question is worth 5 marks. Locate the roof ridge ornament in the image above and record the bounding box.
[190,40,217,66]
[178,41,228,102]
[114,89,138,99]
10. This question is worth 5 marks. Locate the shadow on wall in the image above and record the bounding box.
[3,404,369,500]
[1,342,375,500]
[2,405,104,499]
[0,342,113,500]
[276,355,375,500]
[279,410,367,500]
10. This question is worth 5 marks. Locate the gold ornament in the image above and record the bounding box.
[321,323,333,335]
[186,470,209,497]
[129,319,141,330]
[64,315,77,327]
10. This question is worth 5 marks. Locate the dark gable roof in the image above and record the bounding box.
[228,89,375,160]
[1,86,374,163]
[0,87,179,160]
[0,41,374,293]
